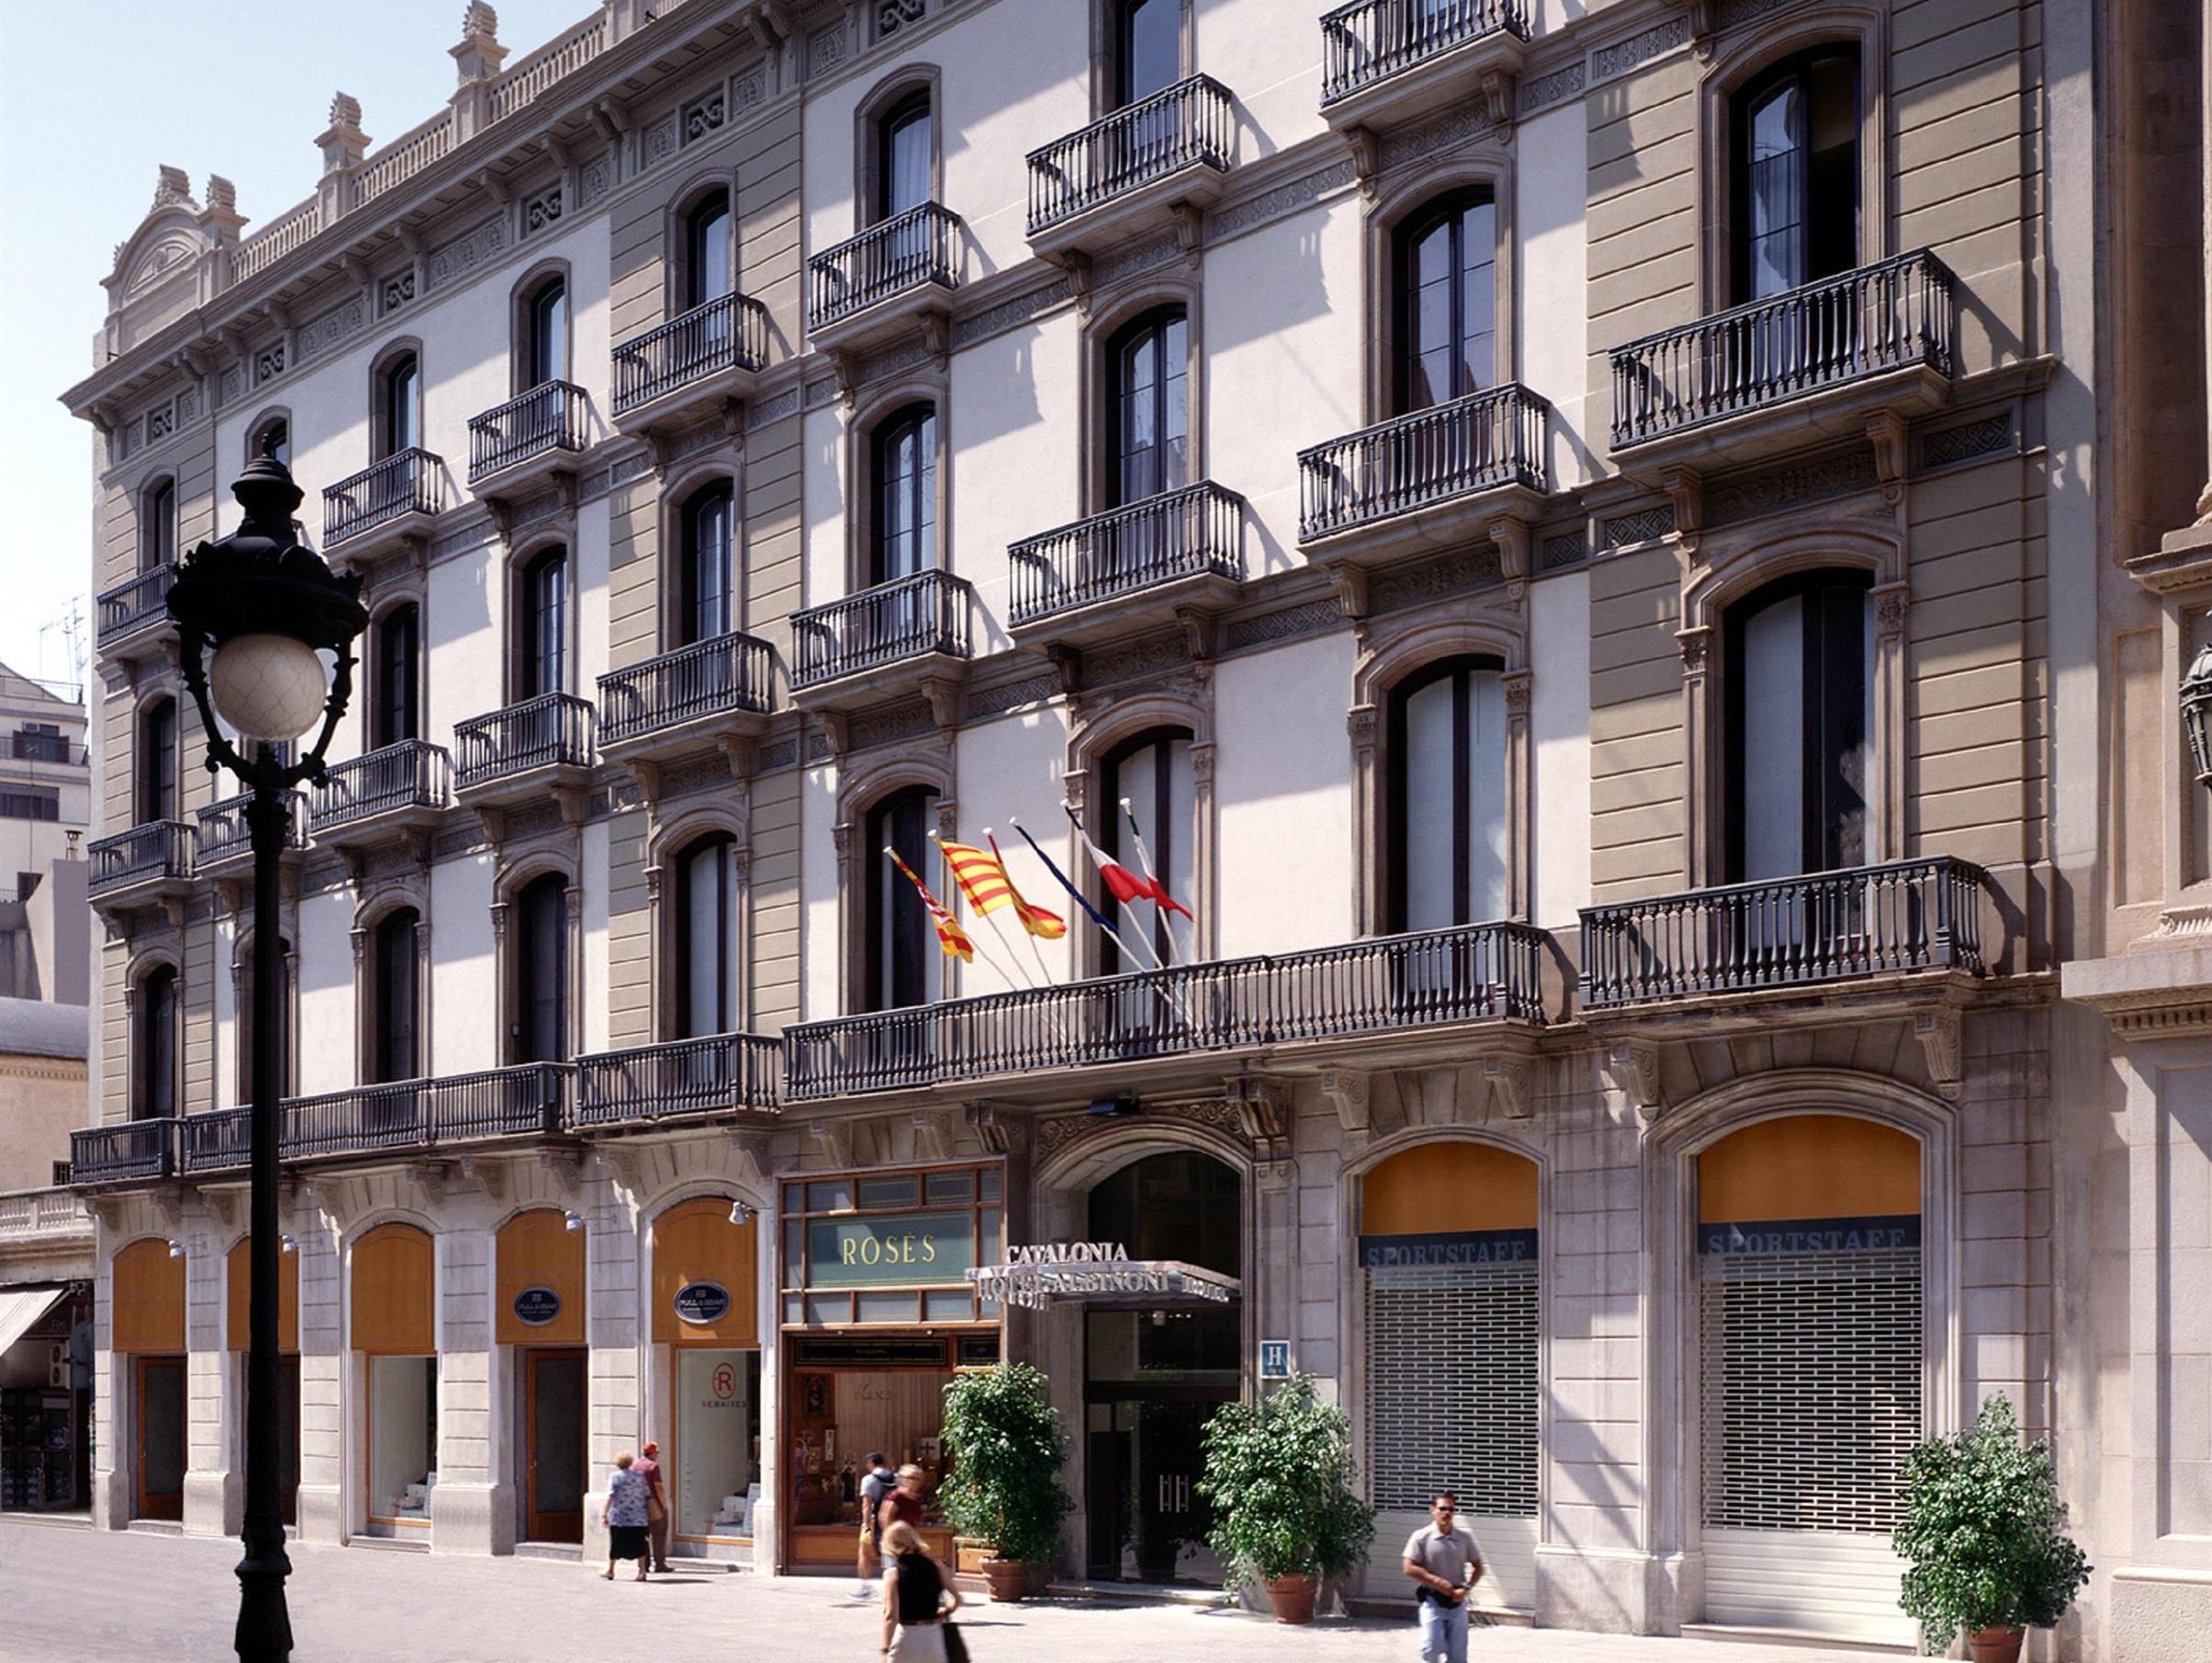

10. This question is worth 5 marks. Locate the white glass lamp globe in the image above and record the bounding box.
[209,633,328,743]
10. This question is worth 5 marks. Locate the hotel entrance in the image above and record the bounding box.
[499,1209,588,1544]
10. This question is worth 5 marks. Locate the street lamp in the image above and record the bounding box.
[2184,631,2212,791]
[169,444,365,1663]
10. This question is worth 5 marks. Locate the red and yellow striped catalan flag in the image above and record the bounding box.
[885,847,974,961]
[940,837,1068,940]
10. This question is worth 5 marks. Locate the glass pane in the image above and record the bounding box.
[784,1218,803,1276]
[1740,595,1806,879]
[805,1294,848,1325]
[979,1208,1002,1259]
[1403,674,1456,931]
[783,1293,804,1325]
[924,1170,975,1205]
[980,1168,1002,1203]
[1468,670,1508,923]
[808,1180,854,1213]
[856,1176,921,1210]
[856,1290,919,1325]
[1119,0,1179,104]
[783,1181,803,1214]
[923,1290,974,1323]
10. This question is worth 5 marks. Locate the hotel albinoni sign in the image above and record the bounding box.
[967,1241,1241,1309]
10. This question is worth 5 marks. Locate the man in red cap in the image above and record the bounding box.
[635,1440,671,1572]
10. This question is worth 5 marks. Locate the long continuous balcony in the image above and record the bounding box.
[173,1064,576,1176]
[807,204,961,346]
[195,791,306,873]
[785,921,1550,1100]
[574,1034,783,1128]
[1319,0,1530,120]
[69,1119,176,1185]
[307,740,452,839]
[96,565,174,652]
[1026,75,1234,254]
[468,380,589,487]
[453,692,595,794]
[790,570,973,694]
[1578,857,1990,1011]
[10,731,86,765]
[612,292,772,427]
[598,632,775,753]
[1609,251,1956,460]
[324,448,444,550]
[86,820,195,903]
[1299,384,1548,547]
[1008,481,1244,635]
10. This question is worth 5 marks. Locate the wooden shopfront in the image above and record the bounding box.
[777,1161,1003,1572]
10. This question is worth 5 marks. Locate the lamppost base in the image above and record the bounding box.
[235,1553,294,1662]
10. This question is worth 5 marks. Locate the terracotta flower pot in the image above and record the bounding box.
[1266,1574,1319,1624]
[1968,1626,2025,1663]
[980,1557,1030,1603]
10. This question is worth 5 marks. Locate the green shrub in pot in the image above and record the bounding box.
[939,1362,1073,1596]
[1197,1373,1375,1622]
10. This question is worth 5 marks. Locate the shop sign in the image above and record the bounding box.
[1258,1340,1290,1380]
[805,1210,978,1290]
[1358,1228,1538,1268]
[1698,1214,1920,1256]
[967,1244,1239,1310]
[511,1287,561,1326]
[673,1280,734,1325]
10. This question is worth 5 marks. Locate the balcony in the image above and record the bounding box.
[612,292,772,432]
[1318,0,1530,132]
[68,1119,175,1186]
[785,920,1549,1101]
[468,380,589,495]
[306,740,452,853]
[1009,481,1244,643]
[178,1107,250,1176]
[323,448,444,560]
[9,731,85,766]
[0,1187,91,1247]
[177,1063,578,1176]
[86,820,195,909]
[790,570,973,704]
[453,692,595,820]
[194,791,306,878]
[1298,384,1548,560]
[95,565,174,658]
[574,1034,782,1129]
[1609,251,1956,472]
[1578,856,1990,1014]
[807,203,962,353]
[597,632,774,769]
[1026,75,1235,261]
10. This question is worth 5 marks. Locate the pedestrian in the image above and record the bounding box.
[855,1450,897,1598]
[877,1462,927,1540]
[878,1520,964,1662]
[1403,1491,1483,1663]
[635,1439,672,1573]
[601,1451,652,1583]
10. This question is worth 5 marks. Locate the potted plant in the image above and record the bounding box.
[1197,1373,1375,1624]
[939,1362,1073,1603]
[1893,1394,2091,1663]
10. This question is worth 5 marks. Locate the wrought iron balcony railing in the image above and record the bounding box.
[9,731,84,764]
[1578,856,1989,1010]
[96,565,175,648]
[1320,0,1530,105]
[453,692,595,789]
[1299,384,1548,542]
[785,920,1548,1099]
[196,791,306,866]
[69,1119,175,1185]
[324,448,444,546]
[468,380,588,480]
[307,740,452,833]
[613,292,772,415]
[1027,75,1234,235]
[1610,251,1956,450]
[87,820,195,899]
[179,1107,251,1175]
[283,1063,574,1162]
[574,1033,783,1127]
[808,203,962,334]
[598,632,775,746]
[1009,481,1244,626]
[791,570,972,690]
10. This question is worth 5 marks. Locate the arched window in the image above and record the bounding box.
[680,481,736,644]
[519,548,568,698]
[369,909,421,1084]
[236,937,292,1100]
[524,277,568,387]
[141,479,176,573]
[379,353,420,457]
[871,405,937,584]
[877,90,934,222]
[512,875,570,1063]
[675,832,740,1038]
[138,697,178,824]
[250,417,290,468]
[134,965,178,1120]
[1109,308,1189,507]
[1102,728,1194,969]
[1731,46,1860,302]
[865,786,941,1010]
[1387,658,1507,932]
[1396,190,1496,413]
[1724,571,1873,880]
[684,192,733,309]
[1114,0,1181,105]
[371,605,421,749]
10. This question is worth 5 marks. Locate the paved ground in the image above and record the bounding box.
[0,1518,1897,1663]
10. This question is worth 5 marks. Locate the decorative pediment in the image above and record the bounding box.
[126,235,201,294]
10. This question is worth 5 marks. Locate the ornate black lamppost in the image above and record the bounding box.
[168,447,365,1663]
[2184,632,2212,792]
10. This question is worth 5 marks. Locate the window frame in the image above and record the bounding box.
[133,962,181,1122]
[233,933,297,1103]
[1383,654,1511,934]
[854,73,944,231]
[369,603,422,750]
[1726,44,1862,304]
[1098,726,1197,971]
[513,545,572,702]
[140,476,177,574]
[1104,305,1192,510]
[375,350,422,460]
[509,872,573,1064]
[670,830,743,1040]
[868,402,940,587]
[246,412,292,469]
[682,188,735,312]
[1392,188,1500,416]
[678,479,738,647]
[862,786,942,1013]
[367,906,423,1085]
[508,262,574,396]
[137,695,179,826]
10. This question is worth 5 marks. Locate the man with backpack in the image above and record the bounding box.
[854,1451,898,1599]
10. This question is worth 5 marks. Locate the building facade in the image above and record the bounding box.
[52,0,2207,1655]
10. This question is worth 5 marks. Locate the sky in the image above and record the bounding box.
[0,0,585,698]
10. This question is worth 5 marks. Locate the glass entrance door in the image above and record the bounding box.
[134,1355,185,1520]
[525,1348,587,1543]
[1084,1385,1232,1582]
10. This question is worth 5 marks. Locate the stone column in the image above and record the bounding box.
[181,1229,235,1535]
[431,1223,505,1554]
[584,1176,641,1566]
[293,1218,345,1544]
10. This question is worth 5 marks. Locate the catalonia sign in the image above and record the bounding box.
[967,1240,1240,1310]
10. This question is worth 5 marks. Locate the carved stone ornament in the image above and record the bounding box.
[1483,1056,1532,1120]
[810,1119,855,1170]
[1912,1006,1964,1100]
[1320,1071,1370,1136]
[1611,1041,1666,1122]
[965,1102,1026,1156]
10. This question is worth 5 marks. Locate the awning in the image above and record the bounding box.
[967,1259,1241,1311]
[0,1285,69,1356]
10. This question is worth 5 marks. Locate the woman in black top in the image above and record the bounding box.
[879,1520,961,1661]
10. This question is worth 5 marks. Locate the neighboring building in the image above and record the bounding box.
[46,0,2204,1657]
[0,661,90,1005]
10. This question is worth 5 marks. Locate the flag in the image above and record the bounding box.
[1117,799,1196,920]
[885,847,973,962]
[938,836,1069,940]
[1065,804,1191,919]
[1009,820,1117,935]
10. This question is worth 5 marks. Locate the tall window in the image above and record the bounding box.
[681,482,736,644]
[1110,310,1189,507]
[1102,729,1195,969]
[138,697,178,824]
[237,938,292,1100]
[525,277,568,386]
[877,91,933,221]
[676,833,740,1038]
[380,353,420,457]
[141,479,176,573]
[251,418,291,468]
[865,787,941,1011]
[1397,190,1496,412]
[135,966,178,1120]
[519,548,568,698]
[1388,659,1508,932]
[1115,0,1180,105]
[372,605,420,749]
[685,192,733,309]
[1732,47,1860,302]
[872,405,937,584]
[370,909,421,1084]
[513,875,570,1063]
[1725,572,1873,879]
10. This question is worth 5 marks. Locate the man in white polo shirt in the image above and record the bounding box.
[1403,1491,1484,1663]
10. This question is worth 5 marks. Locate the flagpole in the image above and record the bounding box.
[1117,795,1179,967]
[932,832,1037,990]
[1046,808,1200,1035]
[983,828,1060,988]
[1007,817,1158,971]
